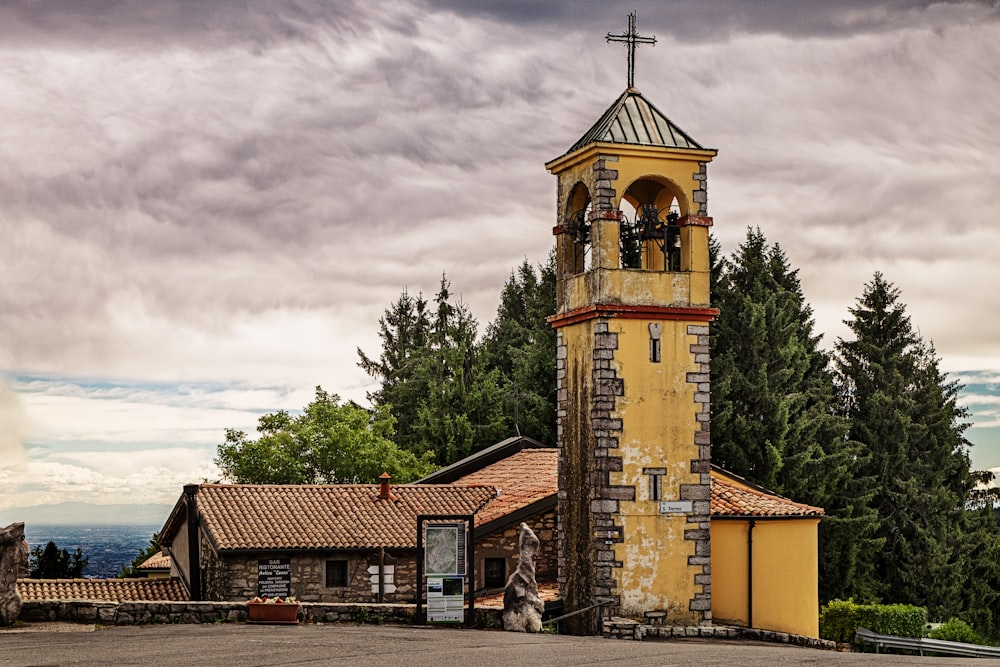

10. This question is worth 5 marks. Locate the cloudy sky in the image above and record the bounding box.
[2,0,999,519]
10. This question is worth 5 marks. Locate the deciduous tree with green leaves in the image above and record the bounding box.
[215,386,435,484]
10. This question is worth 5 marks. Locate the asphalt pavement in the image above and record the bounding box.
[3,622,1000,666]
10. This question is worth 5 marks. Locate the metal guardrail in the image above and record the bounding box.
[543,597,615,633]
[856,626,1000,658]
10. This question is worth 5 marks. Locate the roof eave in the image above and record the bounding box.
[416,435,551,484]
[711,513,825,520]
[158,493,190,547]
[476,495,558,537]
[546,141,717,174]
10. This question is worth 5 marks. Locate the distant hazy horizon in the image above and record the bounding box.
[0,502,174,527]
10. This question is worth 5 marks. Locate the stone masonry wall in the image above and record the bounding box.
[590,321,628,607]
[19,600,417,626]
[213,551,419,604]
[474,509,557,592]
[692,162,709,215]
[682,323,713,621]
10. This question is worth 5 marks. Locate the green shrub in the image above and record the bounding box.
[820,600,862,643]
[819,599,927,643]
[929,618,981,645]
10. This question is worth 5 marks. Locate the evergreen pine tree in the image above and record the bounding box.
[357,289,431,453]
[712,228,845,493]
[411,275,507,464]
[360,275,508,466]
[834,272,975,618]
[29,541,88,578]
[483,255,557,445]
[711,227,878,602]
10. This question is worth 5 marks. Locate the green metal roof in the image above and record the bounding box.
[567,88,704,153]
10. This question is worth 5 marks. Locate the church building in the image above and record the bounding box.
[547,13,718,633]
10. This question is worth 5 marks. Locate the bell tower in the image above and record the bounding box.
[547,13,718,634]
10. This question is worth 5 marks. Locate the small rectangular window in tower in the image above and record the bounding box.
[484,557,506,589]
[325,559,348,588]
[648,323,662,363]
[644,467,666,501]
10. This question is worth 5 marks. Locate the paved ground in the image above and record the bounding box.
[3,623,1000,666]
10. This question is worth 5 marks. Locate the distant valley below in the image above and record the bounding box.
[21,523,163,579]
[1,503,172,579]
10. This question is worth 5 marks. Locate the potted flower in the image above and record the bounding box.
[247,596,300,624]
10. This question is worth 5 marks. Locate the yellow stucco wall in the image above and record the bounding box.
[547,143,715,222]
[549,135,716,628]
[710,518,821,638]
[609,317,702,623]
[710,520,749,626]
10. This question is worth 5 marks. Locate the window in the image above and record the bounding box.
[650,337,661,363]
[484,558,506,589]
[326,559,348,588]
[648,323,662,363]
[644,467,666,501]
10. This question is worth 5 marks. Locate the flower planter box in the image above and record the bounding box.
[248,602,300,624]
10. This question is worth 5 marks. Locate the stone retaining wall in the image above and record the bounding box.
[602,617,835,650]
[20,600,418,626]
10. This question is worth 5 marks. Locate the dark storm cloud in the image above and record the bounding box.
[6,0,996,52]
[424,0,1000,39]
[0,0,361,47]
[2,0,1000,508]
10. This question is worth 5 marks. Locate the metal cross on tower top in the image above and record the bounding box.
[606,12,656,89]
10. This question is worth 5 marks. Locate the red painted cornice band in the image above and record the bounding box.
[548,303,719,328]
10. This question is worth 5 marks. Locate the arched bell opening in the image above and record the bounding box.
[619,177,689,272]
[563,182,593,275]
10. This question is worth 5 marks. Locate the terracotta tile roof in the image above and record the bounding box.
[453,449,558,526]
[17,578,188,602]
[192,483,497,551]
[137,553,171,570]
[440,448,822,520]
[711,474,824,517]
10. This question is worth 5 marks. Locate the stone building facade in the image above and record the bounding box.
[160,437,560,604]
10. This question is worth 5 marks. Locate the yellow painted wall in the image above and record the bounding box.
[710,518,821,638]
[609,316,702,623]
[549,136,716,628]
[547,144,714,222]
[710,520,749,626]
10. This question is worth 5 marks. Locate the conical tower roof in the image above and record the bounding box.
[566,88,705,154]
